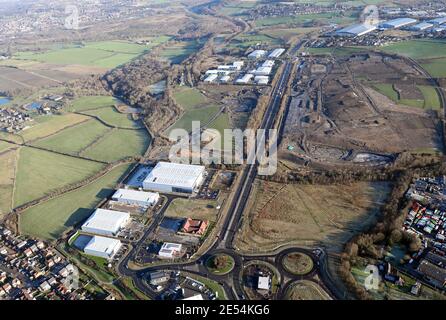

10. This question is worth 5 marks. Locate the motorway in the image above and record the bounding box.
[115,40,343,301]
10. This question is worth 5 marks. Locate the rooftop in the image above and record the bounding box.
[84,236,121,255]
[336,23,377,36]
[112,189,159,204]
[82,208,130,234]
[143,162,205,190]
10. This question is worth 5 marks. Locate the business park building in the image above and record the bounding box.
[82,208,130,237]
[142,162,205,194]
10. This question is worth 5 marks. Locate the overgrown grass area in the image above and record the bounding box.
[236,181,392,252]
[19,163,132,240]
[158,40,202,64]
[14,147,104,207]
[165,198,220,222]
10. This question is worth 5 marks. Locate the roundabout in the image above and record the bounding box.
[282,251,314,276]
[205,253,235,276]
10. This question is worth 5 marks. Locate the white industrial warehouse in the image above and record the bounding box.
[112,189,160,207]
[335,23,377,37]
[380,17,418,29]
[236,74,254,84]
[248,50,267,59]
[409,22,433,31]
[84,235,122,260]
[142,162,205,194]
[268,48,285,59]
[82,208,130,236]
[429,17,446,25]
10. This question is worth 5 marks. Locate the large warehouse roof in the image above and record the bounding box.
[429,17,446,25]
[143,162,205,190]
[410,22,433,31]
[112,189,159,205]
[84,236,121,258]
[82,208,130,235]
[380,18,417,28]
[336,23,377,37]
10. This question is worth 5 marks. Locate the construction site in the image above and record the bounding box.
[280,51,445,167]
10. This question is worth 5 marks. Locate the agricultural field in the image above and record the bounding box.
[31,119,111,155]
[158,40,203,64]
[166,105,222,135]
[82,106,144,129]
[216,1,258,17]
[67,96,118,112]
[285,280,331,300]
[0,149,18,216]
[18,113,90,142]
[0,141,15,153]
[164,198,220,222]
[81,128,150,163]
[172,87,209,110]
[14,40,158,69]
[235,180,392,253]
[19,164,132,240]
[254,11,358,27]
[379,40,446,78]
[14,147,104,207]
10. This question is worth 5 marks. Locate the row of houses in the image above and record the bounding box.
[0,226,102,300]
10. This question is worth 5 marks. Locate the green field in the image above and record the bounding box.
[31,119,111,155]
[173,87,209,110]
[372,83,441,110]
[81,129,150,163]
[380,40,446,60]
[255,11,357,27]
[166,105,221,135]
[0,150,17,216]
[67,96,118,112]
[14,39,170,69]
[421,58,446,78]
[0,141,15,153]
[378,40,446,78]
[19,113,89,142]
[217,1,257,16]
[19,164,132,240]
[83,106,144,129]
[14,147,104,207]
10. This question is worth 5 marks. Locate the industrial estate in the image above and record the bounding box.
[0,0,446,303]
